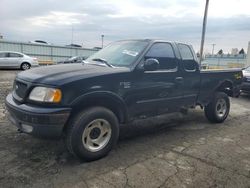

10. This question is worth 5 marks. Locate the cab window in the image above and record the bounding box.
[145,43,177,71]
[178,44,197,71]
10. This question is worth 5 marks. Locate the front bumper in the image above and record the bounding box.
[5,93,71,138]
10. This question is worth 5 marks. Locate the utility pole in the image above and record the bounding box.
[212,43,216,55]
[199,0,209,65]
[70,25,74,57]
[101,35,104,48]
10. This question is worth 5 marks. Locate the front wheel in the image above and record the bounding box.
[204,92,230,123]
[65,107,119,161]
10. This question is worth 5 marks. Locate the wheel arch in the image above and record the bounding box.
[214,80,233,97]
[69,91,129,124]
[20,61,31,69]
[198,80,234,107]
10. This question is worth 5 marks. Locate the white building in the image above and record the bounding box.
[247,41,250,67]
[231,48,239,55]
[0,40,98,63]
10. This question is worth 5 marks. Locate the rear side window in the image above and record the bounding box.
[9,53,23,58]
[178,44,194,60]
[0,53,7,58]
[145,43,177,70]
[178,44,197,71]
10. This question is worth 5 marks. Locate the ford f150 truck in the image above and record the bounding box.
[5,39,242,161]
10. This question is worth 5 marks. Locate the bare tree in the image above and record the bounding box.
[217,49,223,55]
[239,48,245,54]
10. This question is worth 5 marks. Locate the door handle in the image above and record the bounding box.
[175,77,184,83]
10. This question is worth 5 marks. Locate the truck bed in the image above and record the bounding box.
[198,68,242,105]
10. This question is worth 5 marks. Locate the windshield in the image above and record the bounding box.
[86,40,149,67]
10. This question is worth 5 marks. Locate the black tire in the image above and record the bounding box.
[65,107,119,161]
[204,92,230,123]
[21,62,30,70]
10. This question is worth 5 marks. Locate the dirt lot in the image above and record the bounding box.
[0,70,250,188]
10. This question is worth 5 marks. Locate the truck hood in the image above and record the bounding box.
[17,63,130,85]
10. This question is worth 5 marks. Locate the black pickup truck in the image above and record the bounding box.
[5,39,242,161]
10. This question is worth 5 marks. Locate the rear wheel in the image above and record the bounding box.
[21,62,30,70]
[204,92,230,123]
[65,107,119,161]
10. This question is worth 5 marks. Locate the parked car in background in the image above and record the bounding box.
[93,47,102,50]
[0,51,39,70]
[241,66,250,94]
[57,56,86,64]
[30,40,51,45]
[200,62,209,70]
[65,44,82,48]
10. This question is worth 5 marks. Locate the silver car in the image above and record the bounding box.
[0,51,39,70]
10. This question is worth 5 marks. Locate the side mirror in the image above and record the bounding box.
[144,58,159,71]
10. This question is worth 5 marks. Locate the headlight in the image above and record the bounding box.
[29,87,62,103]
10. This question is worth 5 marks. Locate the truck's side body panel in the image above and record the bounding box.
[198,69,242,105]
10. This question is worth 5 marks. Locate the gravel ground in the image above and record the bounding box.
[0,70,250,188]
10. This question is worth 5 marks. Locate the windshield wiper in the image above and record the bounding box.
[91,58,113,67]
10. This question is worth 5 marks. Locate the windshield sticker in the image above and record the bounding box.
[122,50,139,57]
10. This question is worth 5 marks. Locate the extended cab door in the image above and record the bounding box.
[127,42,184,118]
[177,43,200,107]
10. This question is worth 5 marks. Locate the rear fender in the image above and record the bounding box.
[199,80,234,106]
[214,80,233,97]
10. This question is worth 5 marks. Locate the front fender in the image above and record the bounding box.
[70,91,128,123]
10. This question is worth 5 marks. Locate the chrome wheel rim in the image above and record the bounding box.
[216,98,227,118]
[22,64,30,70]
[82,119,112,152]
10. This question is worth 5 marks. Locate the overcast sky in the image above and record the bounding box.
[0,0,250,53]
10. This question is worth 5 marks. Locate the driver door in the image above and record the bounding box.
[127,42,184,118]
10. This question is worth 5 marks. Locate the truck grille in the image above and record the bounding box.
[14,80,28,100]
